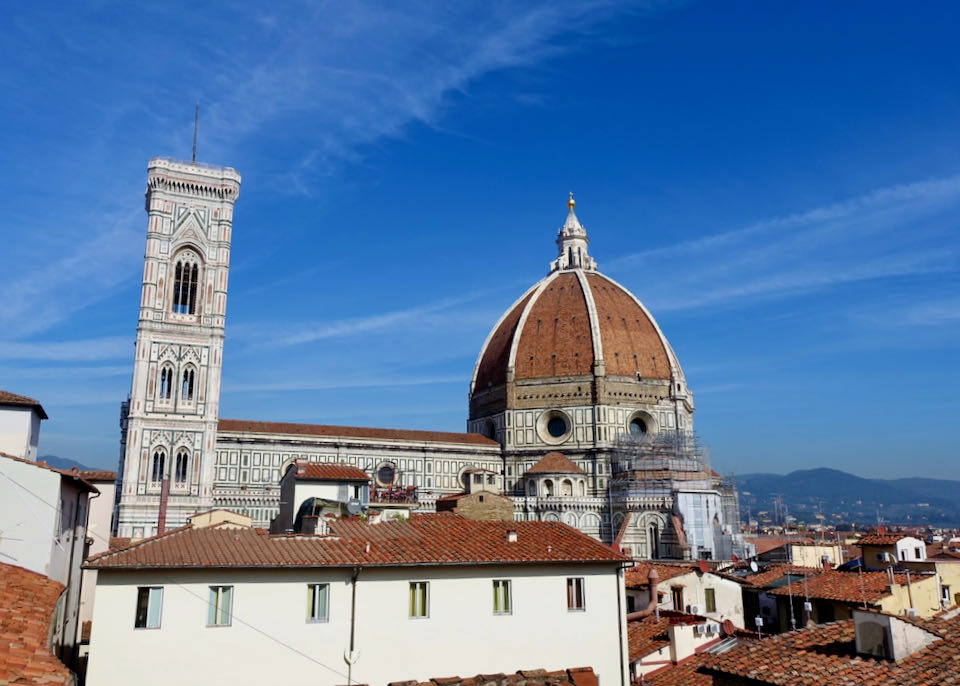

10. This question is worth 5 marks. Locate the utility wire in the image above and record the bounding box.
[0,467,350,681]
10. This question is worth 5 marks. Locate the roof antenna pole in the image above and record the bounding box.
[192,102,199,164]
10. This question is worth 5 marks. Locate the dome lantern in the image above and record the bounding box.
[550,193,597,273]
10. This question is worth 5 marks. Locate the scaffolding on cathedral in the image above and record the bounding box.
[608,431,714,500]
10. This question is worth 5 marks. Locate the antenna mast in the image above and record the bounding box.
[192,102,199,163]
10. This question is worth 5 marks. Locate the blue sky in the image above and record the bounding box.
[2,1,958,478]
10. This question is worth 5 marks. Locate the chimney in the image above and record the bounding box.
[506,528,518,543]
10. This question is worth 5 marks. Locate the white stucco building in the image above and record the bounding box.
[0,451,98,663]
[0,390,47,461]
[86,515,630,686]
[111,156,747,562]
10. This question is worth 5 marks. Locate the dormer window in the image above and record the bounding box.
[171,251,201,315]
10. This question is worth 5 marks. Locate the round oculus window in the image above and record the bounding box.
[376,464,396,485]
[629,417,648,435]
[547,416,568,438]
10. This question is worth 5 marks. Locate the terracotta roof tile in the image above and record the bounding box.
[625,563,694,588]
[585,274,670,379]
[87,514,629,570]
[78,469,115,482]
[740,564,823,588]
[0,563,72,685]
[474,290,536,390]
[515,272,594,379]
[0,390,47,419]
[290,461,370,482]
[701,614,960,685]
[858,533,915,546]
[767,569,923,604]
[384,667,596,686]
[750,536,813,555]
[218,419,499,447]
[526,452,585,475]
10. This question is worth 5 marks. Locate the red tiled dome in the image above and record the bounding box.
[471,269,680,391]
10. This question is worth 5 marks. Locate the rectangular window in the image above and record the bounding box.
[671,586,684,611]
[705,588,716,613]
[207,586,233,626]
[915,547,923,559]
[567,577,585,611]
[493,580,512,615]
[135,587,163,628]
[409,581,429,618]
[306,583,329,622]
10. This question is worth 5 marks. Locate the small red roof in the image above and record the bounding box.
[79,469,116,482]
[219,418,499,447]
[86,514,629,570]
[0,563,72,685]
[289,461,370,482]
[858,533,915,546]
[526,452,585,475]
[767,569,923,604]
[0,389,48,419]
[625,563,695,588]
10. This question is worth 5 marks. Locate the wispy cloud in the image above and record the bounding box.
[235,288,506,351]
[606,174,960,311]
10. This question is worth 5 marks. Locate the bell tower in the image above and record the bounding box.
[115,157,241,537]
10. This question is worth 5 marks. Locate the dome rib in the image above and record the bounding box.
[586,272,684,382]
[471,284,539,392]
[574,268,604,367]
[512,271,594,380]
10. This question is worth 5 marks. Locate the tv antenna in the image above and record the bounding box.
[191,102,199,163]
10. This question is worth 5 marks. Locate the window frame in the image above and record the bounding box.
[207,585,233,627]
[409,581,429,619]
[492,579,512,615]
[134,586,163,629]
[704,587,717,614]
[566,577,586,612]
[306,583,330,623]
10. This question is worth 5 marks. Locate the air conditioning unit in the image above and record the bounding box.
[687,604,701,614]
[695,624,707,635]
[708,623,721,634]
[905,608,918,618]
[804,601,813,613]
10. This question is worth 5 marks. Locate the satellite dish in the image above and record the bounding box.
[722,619,735,636]
[749,560,759,573]
[698,559,709,574]
[346,498,362,515]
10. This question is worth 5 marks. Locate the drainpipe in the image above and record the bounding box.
[615,564,627,686]
[346,566,362,685]
[626,567,660,620]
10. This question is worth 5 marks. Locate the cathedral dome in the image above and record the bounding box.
[470,196,685,395]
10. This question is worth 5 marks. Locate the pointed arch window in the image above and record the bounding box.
[159,366,174,401]
[181,368,195,403]
[171,251,201,315]
[174,450,189,487]
[150,449,166,486]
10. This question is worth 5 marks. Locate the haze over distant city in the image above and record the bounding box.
[2,2,958,478]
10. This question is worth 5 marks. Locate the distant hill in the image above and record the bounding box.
[38,454,93,471]
[736,468,960,528]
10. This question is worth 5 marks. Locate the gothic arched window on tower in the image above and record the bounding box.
[150,449,166,486]
[174,450,189,487]
[159,365,173,401]
[171,252,200,315]
[181,367,195,403]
